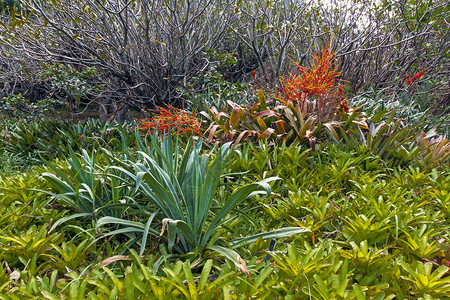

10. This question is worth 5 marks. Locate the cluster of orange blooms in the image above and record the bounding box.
[277,44,343,103]
[138,43,354,136]
[137,105,201,136]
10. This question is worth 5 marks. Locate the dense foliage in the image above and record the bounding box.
[1,76,449,298]
[0,0,448,298]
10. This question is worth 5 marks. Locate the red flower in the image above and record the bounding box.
[405,73,411,85]
[252,70,256,78]
[405,68,425,86]
[413,68,425,80]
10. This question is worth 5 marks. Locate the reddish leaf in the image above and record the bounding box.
[235,130,251,145]
[229,109,240,129]
[254,110,279,119]
[207,124,221,142]
[275,120,286,134]
[258,128,275,140]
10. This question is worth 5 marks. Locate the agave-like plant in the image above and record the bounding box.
[97,131,309,254]
[41,146,137,229]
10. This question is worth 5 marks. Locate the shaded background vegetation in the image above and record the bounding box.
[0,0,448,121]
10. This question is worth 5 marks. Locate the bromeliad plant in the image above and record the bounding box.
[340,109,450,168]
[278,43,343,114]
[202,90,367,148]
[201,91,280,144]
[1,119,135,167]
[202,44,368,148]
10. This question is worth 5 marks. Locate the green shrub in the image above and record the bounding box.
[41,130,308,257]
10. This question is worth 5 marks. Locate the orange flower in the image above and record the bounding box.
[338,100,350,113]
[137,105,201,136]
[278,44,342,102]
[294,45,341,97]
[405,68,425,86]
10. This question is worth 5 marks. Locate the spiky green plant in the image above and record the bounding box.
[97,131,309,254]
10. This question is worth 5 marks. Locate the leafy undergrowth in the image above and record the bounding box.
[0,123,449,298]
[0,45,448,298]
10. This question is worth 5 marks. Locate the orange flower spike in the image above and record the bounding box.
[137,104,201,136]
[279,43,342,104]
[297,44,341,97]
[413,68,425,79]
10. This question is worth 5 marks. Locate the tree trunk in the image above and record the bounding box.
[99,98,110,122]
[108,101,130,122]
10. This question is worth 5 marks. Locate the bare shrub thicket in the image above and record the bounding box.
[0,0,448,120]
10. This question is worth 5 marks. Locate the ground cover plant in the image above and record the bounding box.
[0,1,449,297]
[1,102,449,298]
